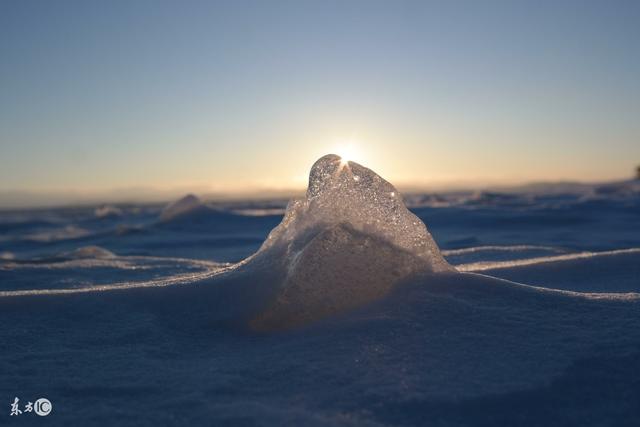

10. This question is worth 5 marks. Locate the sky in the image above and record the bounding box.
[1,0,639,206]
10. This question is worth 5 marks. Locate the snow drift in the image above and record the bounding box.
[159,193,209,222]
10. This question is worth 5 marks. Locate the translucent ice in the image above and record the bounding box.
[260,154,450,271]
[251,154,452,329]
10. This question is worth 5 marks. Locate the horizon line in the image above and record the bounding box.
[0,175,636,210]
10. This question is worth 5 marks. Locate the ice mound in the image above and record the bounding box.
[159,194,209,222]
[250,154,452,329]
[261,155,450,266]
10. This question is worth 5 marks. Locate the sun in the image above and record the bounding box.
[333,142,362,165]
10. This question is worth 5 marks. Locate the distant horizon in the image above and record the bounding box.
[1,171,636,210]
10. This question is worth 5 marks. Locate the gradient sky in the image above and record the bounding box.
[1,0,639,204]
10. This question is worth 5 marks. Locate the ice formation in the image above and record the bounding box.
[250,154,452,329]
[159,194,207,222]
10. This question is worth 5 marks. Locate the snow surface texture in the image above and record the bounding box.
[1,155,639,426]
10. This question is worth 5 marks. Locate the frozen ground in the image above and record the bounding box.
[1,156,639,426]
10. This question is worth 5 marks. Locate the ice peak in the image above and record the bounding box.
[263,154,450,272]
[252,154,453,329]
[251,154,452,329]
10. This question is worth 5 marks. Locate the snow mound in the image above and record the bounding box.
[591,179,640,199]
[159,194,208,222]
[94,205,123,219]
[65,246,116,259]
[156,194,278,231]
[248,154,452,329]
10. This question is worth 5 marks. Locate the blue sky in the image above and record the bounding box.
[1,0,639,203]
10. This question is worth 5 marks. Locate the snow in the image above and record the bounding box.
[94,204,123,219]
[159,193,207,222]
[65,245,117,259]
[23,224,91,242]
[0,155,639,425]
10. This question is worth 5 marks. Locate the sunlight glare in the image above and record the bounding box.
[334,142,362,165]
